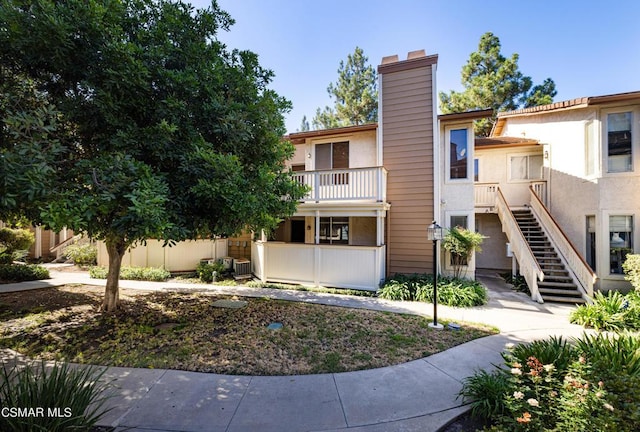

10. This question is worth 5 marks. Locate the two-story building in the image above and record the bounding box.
[253,51,640,303]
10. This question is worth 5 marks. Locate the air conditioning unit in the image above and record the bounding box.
[233,258,251,280]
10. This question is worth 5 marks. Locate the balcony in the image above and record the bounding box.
[475,180,547,209]
[293,166,387,202]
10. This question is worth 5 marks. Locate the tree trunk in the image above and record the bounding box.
[103,237,127,312]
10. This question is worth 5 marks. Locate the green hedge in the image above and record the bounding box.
[377,273,487,307]
[89,266,170,282]
[0,264,49,282]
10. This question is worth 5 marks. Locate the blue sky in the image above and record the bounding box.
[191,0,640,133]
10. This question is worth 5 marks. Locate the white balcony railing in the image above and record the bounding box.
[475,183,498,207]
[293,166,387,202]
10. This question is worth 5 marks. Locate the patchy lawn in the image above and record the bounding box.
[0,285,497,375]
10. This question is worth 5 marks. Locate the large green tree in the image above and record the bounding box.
[312,46,377,130]
[0,0,305,311]
[440,32,557,136]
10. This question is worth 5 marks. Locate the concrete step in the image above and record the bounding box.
[541,295,587,304]
[539,287,581,296]
[539,281,577,288]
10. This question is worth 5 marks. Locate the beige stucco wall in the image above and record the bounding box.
[500,102,640,291]
[475,213,511,270]
[475,145,544,207]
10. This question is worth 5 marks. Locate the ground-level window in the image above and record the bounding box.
[610,215,633,274]
[319,217,349,244]
[510,154,543,180]
[449,215,469,266]
[607,112,632,173]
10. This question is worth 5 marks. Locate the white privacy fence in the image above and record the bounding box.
[97,239,228,272]
[252,241,386,291]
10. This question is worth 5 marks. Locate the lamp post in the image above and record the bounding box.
[427,221,444,330]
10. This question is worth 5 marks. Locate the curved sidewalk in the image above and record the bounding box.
[0,269,588,432]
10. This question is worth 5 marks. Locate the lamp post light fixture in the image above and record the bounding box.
[427,221,444,330]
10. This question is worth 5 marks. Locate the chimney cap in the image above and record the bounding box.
[407,49,426,60]
[381,54,399,65]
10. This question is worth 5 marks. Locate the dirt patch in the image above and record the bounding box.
[0,285,497,375]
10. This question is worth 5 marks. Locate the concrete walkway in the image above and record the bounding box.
[0,267,589,432]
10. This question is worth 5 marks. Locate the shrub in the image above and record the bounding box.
[460,333,640,431]
[623,254,640,292]
[442,227,484,278]
[0,227,34,264]
[196,261,225,283]
[501,272,529,293]
[575,332,640,376]
[64,243,97,266]
[89,266,170,282]
[377,273,487,307]
[0,264,49,282]
[458,369,509,420]
[0,361,111,432]
[570,291,638,331]
[505,336,577,373]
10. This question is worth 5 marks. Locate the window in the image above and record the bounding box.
[609,215,633,274]
[450,215,468,229]
[449,215,469,265]
[291,164,305,172]
[473,158,479,182]
[319,217,349,244]
[510,154,543,180]
[586,216,596,270]
[585,121,597,176]
[607,112,632,173]
[316,141,349,184]
[449,129,468,179]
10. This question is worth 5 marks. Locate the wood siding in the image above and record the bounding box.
[381,64,435,274]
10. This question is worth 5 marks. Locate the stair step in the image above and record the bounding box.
[541,295,587,304]
[544,276,573,282]
[539,287,581,295]
[539,281,577,288]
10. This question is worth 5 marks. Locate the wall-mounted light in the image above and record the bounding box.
[307,225,311,231]
[307,153,312,158]
[544,150,549,160]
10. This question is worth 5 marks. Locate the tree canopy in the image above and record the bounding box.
[312,46,377,130]
[0,0,305,311]
[439,32,557,136]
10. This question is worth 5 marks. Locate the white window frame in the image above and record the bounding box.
[445,125,473,183]
[507,152,544,183]
[443,210,475,272]
[602,107,638,176]
[607,214,634,276]
[584,120,599,178]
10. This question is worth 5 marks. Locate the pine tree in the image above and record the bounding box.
[312,47,377,129]
[439,32,557,136]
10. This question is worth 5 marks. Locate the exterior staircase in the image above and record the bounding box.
[512,209,586,304]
